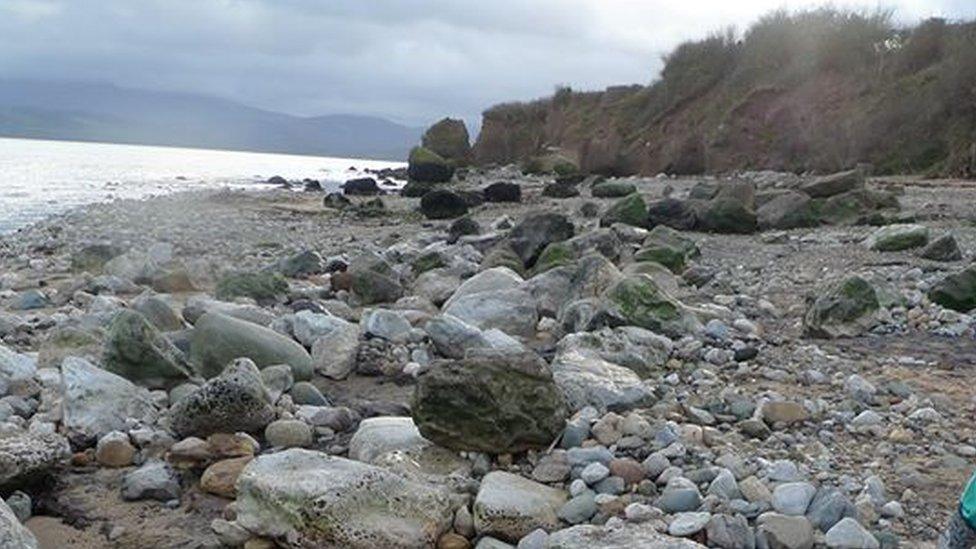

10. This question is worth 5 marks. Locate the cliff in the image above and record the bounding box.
[472,10,976,177]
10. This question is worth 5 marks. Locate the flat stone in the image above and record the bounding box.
[473,471,567,542]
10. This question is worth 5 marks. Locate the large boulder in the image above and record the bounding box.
[61,356,157,446]
[342,255,404,305]
[483,181,521,203]
[816,189,899,226]
[800,169,864,198]
[234,449,459,548]
[214,271,288,304]
[408,146,454,183]
[442,288,538,339]
[424,314,524,360]
[412,351,567,454]
[102,310,194,387]
[508,212,575,268]
[698,181,757,234]
[865,224,929,252]
[421,118,471,163]
[591,181,637,198]
[190,312,313,380]
[420,189,469,220]
[757,191,819,230]
[929,266,976,312]
[920,233,963,262]
[342,177,381,196]
[550,345,655,412]
[0,497,38,548]
[443,267,524,309]
[557,327,671,379]
[599,193,646,228]
[599,274,701,338]
[348,417,431,463]
[0,431,70,489]
[473,471,567,542]
[634,225,699,273]
[646,198,698,231]
[803,276,880,338]
[169,358,274,438]
[546,522,706,548]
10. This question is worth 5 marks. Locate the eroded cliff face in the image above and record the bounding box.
[472,16,976,178]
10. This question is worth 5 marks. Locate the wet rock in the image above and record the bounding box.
[412,351,566,453]
[473,471,566,542]
[169,358,274,438]
[484,182,521,203]
[343,177,381,196]
[235,449,458,548]
[929,266,976,312]
[102,309,194,387]
[190,312,313,380]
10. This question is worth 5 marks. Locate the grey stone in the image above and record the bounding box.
[289,381,330,406]
[264,419,313,449]
[772,482,817,516]
[443,288,539,339]
[824,517,879,548]
[310,319,360,380]
[190,312,313,380]
[169,358,274,438]
[348,417,430,463]
[474,471,566,542]
[756,512,814,549]
[425,314,524,360]
[0,497,37,549]
[706,513,755,549]
[0,430,70,488]
[669,512,711,537]
[121,460,181,502]
[61,356,157,446]
[546,522,706,548]
[362,309,412,341]
[806,487,856,532]
[550,346,654,413]
[557,491,597,525]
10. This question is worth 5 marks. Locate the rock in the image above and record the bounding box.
[260,364,293,403]
[425,315,524,360]
[274,250,325,278]
[363,309,412,341]
[0,346,36,389]
[409,146,455,183]
[150,267,198,293]
[343,177,381,196]
[545,522,706,548]
[422,118,471,163]
[542,181,580,198]
[264,419,313,449]
[444,267,524,308]
[508,212,575,268]
[484,182,521,203]
[773,482,817,516]
[309,320,360,380]
[121,460,181,502]
[599,193,646,228]
[182,296,275,327]
[803,276,879,338]
[61,357,157,446]
[816,188,899,226]
[349,417,430,463]
[5,492,30,523]
[421,190,469,220]
[929,266,976,312]
[289,381,330,406]
[448,217,481,243]
[190,312,313,380]
[95,431,136,467]
[201,456,252,498]
[132,294,184,331]
[412,351,566,453]
[865,224,929,251]
[473,471,566,542]
[0,431,70,488]
[592,181,637,198]
[169,358,274,438]
[580,462,610,485]
[0,497,37,549]
[920,233,963,261]
[706,514,755,549]
[558,491,597,524]
[323,192,352,209]
[807,487,857,533]
[756,513,814,549]
[443,288,538,339]
[758,191,819,230]
[550,346,654,412]
[599,274,701,338]
[657,485,702,513]
[646,198,698,231]
[214,271,288,304]
[699,181,757,234]
[635,225,699,273]
[762,401,809,426]
[11,289,48,311]
[669,512,711,537]
[235,449,458,548]
[824,517,879,548]
[72,242,125,272]
[102,310,194,387]
[800,169,864,198]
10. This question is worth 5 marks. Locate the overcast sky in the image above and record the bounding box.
[1,0,975,128]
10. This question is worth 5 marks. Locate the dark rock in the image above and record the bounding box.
[447,217,480,243]
[400,180,436,198]
[102,310,194,387]
[592,181,637,198]
[214,271,288,304]
[483,182,521,203]
[699,181,757,234]
[323,192,351,209]
[508,212,575,268]
[803,276,879,338]
[303,179,322,192]
[920,233,963,262]
[599,193,646,228]
[342,178,381,196]
[421,118,471,163]
[757,191,819,230]
[542,181,581,198]
[801,169,864,198]
[408,146,454,183]
[420,190,468,220]
[646,198,698,231]
[189,312,314,380]
[929,266,976,312]
[170,358,274,438]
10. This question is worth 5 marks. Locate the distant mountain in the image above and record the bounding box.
[0,80,422,161]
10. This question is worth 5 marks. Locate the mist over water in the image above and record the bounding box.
[0,137,404,234]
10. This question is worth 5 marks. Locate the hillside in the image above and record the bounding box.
[473,10,976,177]
[0,80,422,160]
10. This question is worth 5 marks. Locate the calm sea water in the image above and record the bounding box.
[0,137,405,234]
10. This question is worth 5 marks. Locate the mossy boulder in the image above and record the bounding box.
[102,310,194,387]
[866,224,929,252]
[72,243,125,273]
[600,193,647,228]
[634,246,687,273]
[521,153,578,176]
[542,181,581,198]
[920,233,963,262]
[815,189,899,226]
[421,118,471,163]
[508,212,575,268]
[803,276,880,338]
[637,225,699,273]
[400,180,436,198]
[215,271,288,304]
[420,189,468,220]
[600,274,701,338]
[591,181,637,198]
[480,244,526,276]
[412,351,567,454]
[533,242,575,275]
[698,182,757,234]
[757,191,820,230]
[412,251,447,275]
[408,146,454,183]
[929,267,976,312]
[345,254,405,305]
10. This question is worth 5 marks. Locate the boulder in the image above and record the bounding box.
[444,267,524,309]
[816,189,899,226]
[424,314,524,360]
[824,517,879,549]
[758,191,819,230]
[0,497,38,549]
[920,233,963,261]
[310,320,362,380]
[121,460,182,502]
[646,198,698,231]
[343,177,381,196]
[483,182,521,203]
[599,274,701,338]
[408,146,454,184]
[591,181,637,198]
[0,345,36,389]
[323,192,352,209]
[132,294,184,332]
[473,471,566,542]
[169,358,274,438]
[274,250,326,278]
[344,256,404,305]
[443,288,538,339]
[803,277,879,338]
[102,310,194,387]
[190,312,313,380]
[234,449,458,548]
[865,224,929,252]
[800,169,864,199]
[0,431,70,489]
[699,181,757,234]
[292,311,351,347]
[349,417,430,463]
[542,181,580,198]
[413,351,567,454]
[214,271,288,304]
[556,327,671,379]
[756,513,814,549]
[71,243,124,273]
[546,522,705,548]
[929,266,976,312]
[508,212,575,268]
[550,346,655,413]
[599,193,646,228]
[421,189,469,220]
[422,118,471,163]
[635,225,698,273]
[182,296,275,327]
[61,357,157,446]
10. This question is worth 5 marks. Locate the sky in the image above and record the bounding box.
[1,0,975,128]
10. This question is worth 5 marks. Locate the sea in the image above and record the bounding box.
[0,137,405,234]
